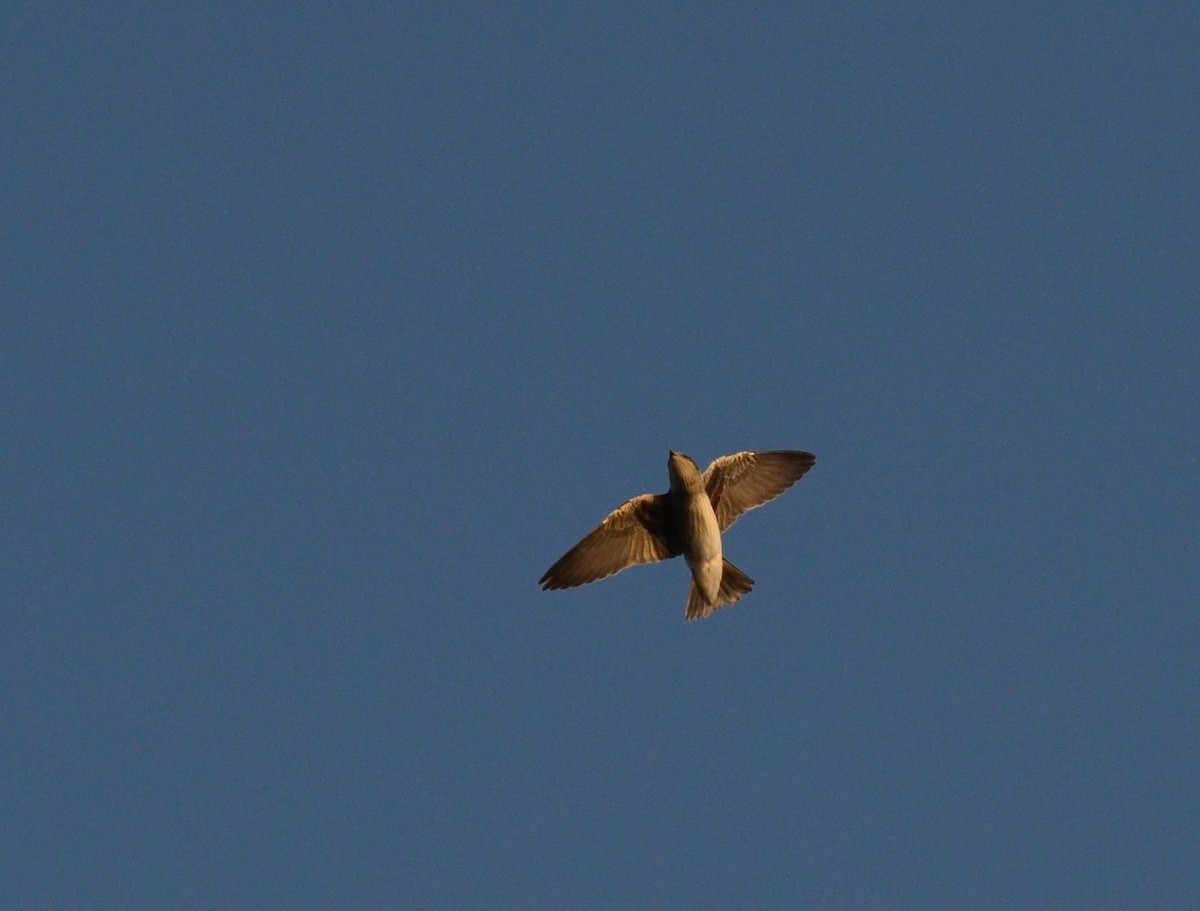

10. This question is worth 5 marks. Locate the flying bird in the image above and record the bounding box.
[539,450,816,620]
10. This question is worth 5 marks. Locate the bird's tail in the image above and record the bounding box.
[685,559,754,621]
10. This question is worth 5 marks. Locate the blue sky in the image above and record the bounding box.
[4,4,1197,908]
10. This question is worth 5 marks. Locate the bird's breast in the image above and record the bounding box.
[677,492,722,567]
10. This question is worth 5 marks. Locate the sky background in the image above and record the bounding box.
[3,3,1198,908]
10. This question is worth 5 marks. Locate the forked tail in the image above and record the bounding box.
[685,558,754,621]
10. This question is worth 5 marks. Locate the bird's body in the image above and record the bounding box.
[540,449,815,620]
[668,451,726,611]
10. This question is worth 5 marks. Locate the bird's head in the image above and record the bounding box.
[667,450,702,492]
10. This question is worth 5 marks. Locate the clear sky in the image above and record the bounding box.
[4,4,1197,909]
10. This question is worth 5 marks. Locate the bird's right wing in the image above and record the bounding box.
[539,494,678,590]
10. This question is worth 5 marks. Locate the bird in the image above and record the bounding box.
[539,450,816,620]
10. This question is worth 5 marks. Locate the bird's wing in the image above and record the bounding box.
[539,493,678,590]
[703,451,816,532]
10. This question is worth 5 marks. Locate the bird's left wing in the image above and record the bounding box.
[703,450,815,532]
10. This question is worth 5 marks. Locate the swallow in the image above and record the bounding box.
[539,450,815,620]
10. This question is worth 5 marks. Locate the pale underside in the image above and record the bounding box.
[539,450,815,619]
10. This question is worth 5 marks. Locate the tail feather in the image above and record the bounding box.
[685,558,754,621]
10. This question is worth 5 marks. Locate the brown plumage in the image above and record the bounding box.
[540,449,815,620]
